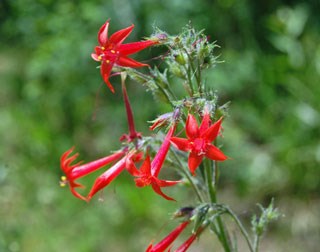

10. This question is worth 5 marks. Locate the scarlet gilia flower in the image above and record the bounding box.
[127,124,180,201]
[146,221,190,252]
[91,20,158,93]
[170,113,227,175]
[60,147,126,201]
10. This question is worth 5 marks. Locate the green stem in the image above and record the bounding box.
[171,150,204,203]
[204,159,231,252]
[225,207,255,252]
[195,57,202,95]
[157,84,175,107]
[127,69,175,107]
[253,235,260,252]
[183,64,194,95]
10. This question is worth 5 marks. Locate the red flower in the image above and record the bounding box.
[170,113,227,175]
[127,124,180,201]
[60,147,126,201]
[146,221,190,252]
[91,20,158,93]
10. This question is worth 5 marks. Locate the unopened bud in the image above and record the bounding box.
[175,54,187,65]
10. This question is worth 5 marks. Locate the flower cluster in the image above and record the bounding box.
[60,21,227,205]
[58,20,278,252]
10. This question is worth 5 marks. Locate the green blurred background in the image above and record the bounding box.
[1,0,319,251]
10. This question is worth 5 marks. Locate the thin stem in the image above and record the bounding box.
[171,150,204,203]
[224,206,255,252]
[213,139,220,187]
[196,58,203,95]
[157,83,175,107]
[214,160,219,187]
[127,69,176,107]
[204,159,216,202]
[253,235,260,252]
[182,64,194,95]
[204,159,231,252]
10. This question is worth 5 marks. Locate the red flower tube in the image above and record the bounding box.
[174,225,205,252]
[86,150,143,201]
[146,221,190,252]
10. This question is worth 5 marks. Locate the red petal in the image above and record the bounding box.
[60,147,82,173]
[186,114,199,139]
[109,24,134,45]
[98,20,109,46]
[70,185,87,201]
[91,53,100,61]
[117,56,148,68]
[205,144,227,161]
[155,178,181,187]
[100,62,115,93]
[118,40,157,55]
[140,155,152,175]
[202,117,223,142]
[151,183,176,201]
[60,147,75,167]
[188,152,204,174]
[199,113,211,134]
[170,137,190,152]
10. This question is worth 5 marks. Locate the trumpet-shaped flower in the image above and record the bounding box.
[146,221,190,252]
[60,147,126,201]
[127,124,180,201]
[91,20,158,93]
[170,113,227,175]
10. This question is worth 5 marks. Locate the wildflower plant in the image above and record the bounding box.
[59,20,279,251]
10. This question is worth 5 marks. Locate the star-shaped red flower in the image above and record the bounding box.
[91,20,158,93]
[170,113,227,175]
[130,154,180,201]
[60,147,126,201]
[126,124,180,201]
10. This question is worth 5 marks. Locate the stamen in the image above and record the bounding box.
[106,60,110,64]
[101,46,105,50]
[111,50,116,54]
[60,176,68,187]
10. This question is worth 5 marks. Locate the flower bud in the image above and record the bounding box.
[175,53,187,65]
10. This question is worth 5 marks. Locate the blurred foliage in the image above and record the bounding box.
[0,0,319,251]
